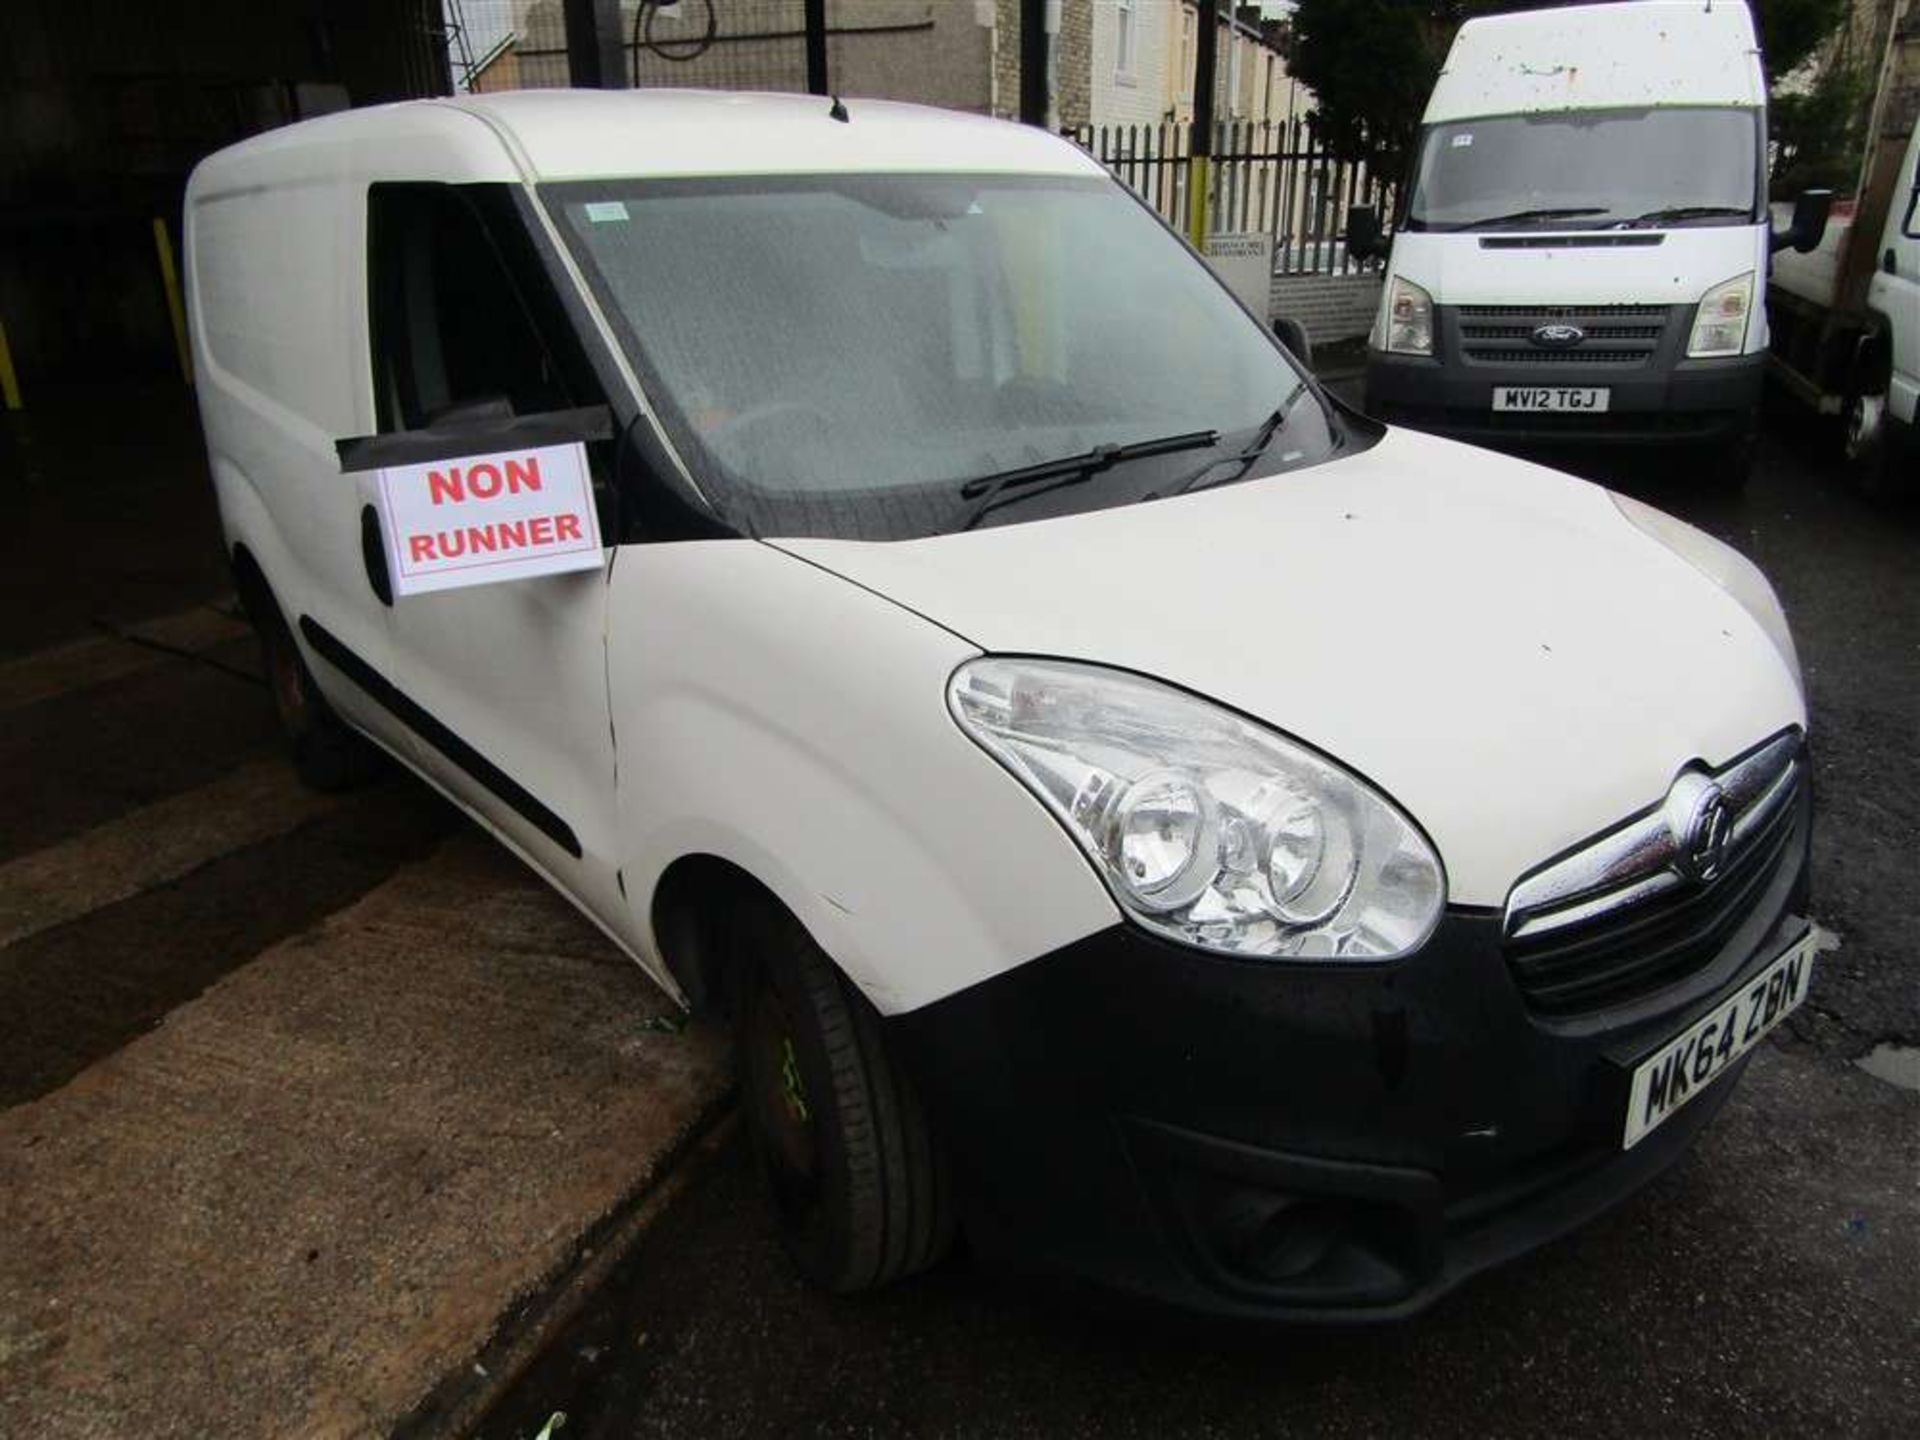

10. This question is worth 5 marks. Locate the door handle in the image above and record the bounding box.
[360,505,393,608]
[1887,249,1899,276]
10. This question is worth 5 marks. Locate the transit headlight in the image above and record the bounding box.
[1688,271,1754,357]
[948,659,1445,960]
[1381,274,1435,356]
[1610,492,1801,687]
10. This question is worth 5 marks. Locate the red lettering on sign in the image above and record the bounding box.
[404,510,591,573]
[504,455,543,493]
[466,462,503,500]
[427,467,463,505]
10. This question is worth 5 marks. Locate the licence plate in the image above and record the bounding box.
[1622,929,1817,1149]
[1492,386,1611,412]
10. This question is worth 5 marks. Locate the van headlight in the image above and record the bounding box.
[1381,275,1434,356]
[949,659,1445,960]
[1688,271,1754,357]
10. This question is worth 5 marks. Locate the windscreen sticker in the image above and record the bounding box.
[583,201,630,224]
[1451,133,1474,148]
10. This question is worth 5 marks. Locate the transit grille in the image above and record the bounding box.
[1452,304,1677,369]
[1471,349,1651,365]
[1502,733,1805,1016]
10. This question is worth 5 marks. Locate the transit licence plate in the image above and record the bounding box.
[1622,929,1817,1149]
[1492,386,1611,413]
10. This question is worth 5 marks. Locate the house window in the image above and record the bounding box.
[1117,0,1136,77]
[1180,9,1194,100]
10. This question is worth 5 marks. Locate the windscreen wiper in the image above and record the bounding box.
[1154,382,1311,500]
[1452,206,1610,231]
[956,429,1219,531]
[1621,205,1751,227]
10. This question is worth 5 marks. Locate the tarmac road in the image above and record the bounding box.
[477,416,1920,1440]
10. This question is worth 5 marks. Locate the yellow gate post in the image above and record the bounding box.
[0,315,22,412]
[1186,0,1219,252]
[152,216,193,388]
[1186,154,1211,249]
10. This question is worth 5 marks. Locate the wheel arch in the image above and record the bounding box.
[647,851,788,1017]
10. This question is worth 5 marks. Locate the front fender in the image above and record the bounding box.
[610,541,1117,1016]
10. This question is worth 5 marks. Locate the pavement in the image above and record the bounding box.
[1,376,1915,1439]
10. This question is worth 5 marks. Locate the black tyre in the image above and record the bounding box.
[733,897,954,1291]
[247,589,385,793]
[1841,386,1901,500]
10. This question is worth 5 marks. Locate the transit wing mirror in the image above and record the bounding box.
[1345,204,1386,263]
[1271,315,1314,369]
[1770,189,1832,255]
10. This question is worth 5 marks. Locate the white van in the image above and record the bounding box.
[1771,111,1920,497]
[187,91,1814,1320]
[1350,0,1830,485]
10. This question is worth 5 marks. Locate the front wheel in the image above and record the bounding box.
[733,898,954,1292]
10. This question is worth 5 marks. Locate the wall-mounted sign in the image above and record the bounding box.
[1203,232,1276,317]
[374,442,603,597]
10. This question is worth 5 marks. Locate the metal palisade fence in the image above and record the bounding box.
[1071,117,1396,278]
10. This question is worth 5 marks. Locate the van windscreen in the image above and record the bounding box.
[547,173,1337,540]
[1405,107,1761,233]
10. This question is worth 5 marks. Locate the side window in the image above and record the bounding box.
[368,184,580,431]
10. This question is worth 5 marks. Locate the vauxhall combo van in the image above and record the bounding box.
[187,92,1814,1319]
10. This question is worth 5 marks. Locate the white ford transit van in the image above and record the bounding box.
[187,91,1814,1320]
[1350,0,1830,485]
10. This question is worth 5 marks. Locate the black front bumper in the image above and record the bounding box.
[1364,323,1764,447]
[889,798,1810,1321]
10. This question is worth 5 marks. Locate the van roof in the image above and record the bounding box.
[195,90,1104,186]
[1424,0,1763,124]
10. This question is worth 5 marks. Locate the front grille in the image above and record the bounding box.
[1503,733,1805,1016]
[1453,304,1676,369]
[1470,349,1651,365]
[1457,304,1669,318]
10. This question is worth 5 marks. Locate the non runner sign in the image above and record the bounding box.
[375,441,603,597]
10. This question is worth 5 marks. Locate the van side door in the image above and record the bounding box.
[361,182,626,924]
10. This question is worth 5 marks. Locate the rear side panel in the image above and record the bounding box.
[185,107,523,744]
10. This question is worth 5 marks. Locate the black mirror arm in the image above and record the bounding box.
[334,404,614,474]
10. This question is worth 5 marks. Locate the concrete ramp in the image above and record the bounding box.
[0,833,728,1439]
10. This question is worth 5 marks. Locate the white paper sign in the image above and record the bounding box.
[375,441,603,597]
[1202,231,1275,316]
